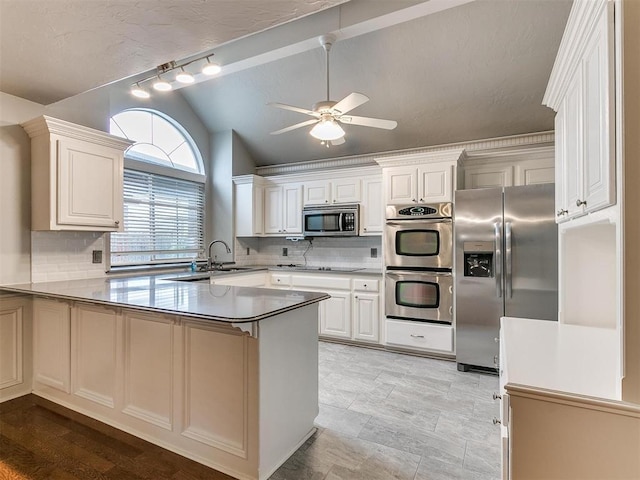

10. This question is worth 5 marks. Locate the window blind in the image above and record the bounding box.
[110,169,204,266]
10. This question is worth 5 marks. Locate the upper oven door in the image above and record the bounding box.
[385,218,453,269]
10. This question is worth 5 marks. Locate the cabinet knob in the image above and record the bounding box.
[325,200,329,203]
[493,392,502,401]
[419,198,424,202]
[278,229,282,233]
[355,295,358,299]
[363,284,367,287]
[556,209,568,217]
[333,199,336,203]
[412,198,417,203]
[115,220,120,226]
[283,229,287,232]
[576,199,587,207]
[494,337,499,343]
[492,417,501,425]
[363,227,367,231]
[494,355,499,366]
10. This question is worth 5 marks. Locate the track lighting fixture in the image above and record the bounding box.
[202,56,222,76]
[175,67,195,84]
[129,53,221,99]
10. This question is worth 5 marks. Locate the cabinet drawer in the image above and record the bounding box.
[353,278,379,292]
[385,319,453,352]
[269,273,291,288]
[290,275,351,291]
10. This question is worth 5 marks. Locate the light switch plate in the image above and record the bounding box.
[92,250,103,264]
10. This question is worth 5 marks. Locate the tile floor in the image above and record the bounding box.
[272,342,501,480]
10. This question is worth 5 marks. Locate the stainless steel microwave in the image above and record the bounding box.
[302,204,360,237]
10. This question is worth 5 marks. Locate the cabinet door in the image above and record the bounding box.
[361,177,383,235]
[582,4,615,214]
[33,298,71,393]
[263,186,283,234]
[465,165,514,189]
[234,182,263,236]
[417,162,453,203]
[57,137,123,229]
[353,293,379,342]
[554,102,568,222]
[0,297,25,391]
[332,178,361,204]
[563,69,583,219]
[303,180,330,205]
[385,166,417,205]
[282,183,303,234]
[72,304,118,408]
[319,292,352,339]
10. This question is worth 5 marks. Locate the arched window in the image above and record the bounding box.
[109,109,205,268]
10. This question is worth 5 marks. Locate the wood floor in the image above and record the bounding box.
[0,394,234,480]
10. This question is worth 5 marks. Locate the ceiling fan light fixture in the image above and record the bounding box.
[175,67,194,84]
[310,118,345,141]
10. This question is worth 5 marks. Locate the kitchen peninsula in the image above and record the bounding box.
[0,275,329,480]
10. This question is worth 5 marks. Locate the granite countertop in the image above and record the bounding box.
[0,274,329,324]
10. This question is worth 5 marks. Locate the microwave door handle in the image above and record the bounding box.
[494,222,502,298]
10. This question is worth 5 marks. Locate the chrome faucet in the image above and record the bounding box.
[207,239,231,270]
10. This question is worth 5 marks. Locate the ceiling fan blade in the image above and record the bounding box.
[270,119,318,135]
[268,102,319,117]
[340,115,398,130]
[331,137,345,146]
[332,92,369,115]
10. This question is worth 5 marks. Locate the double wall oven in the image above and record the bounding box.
[384,203,453,324]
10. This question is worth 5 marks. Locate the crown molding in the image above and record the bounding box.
[255,130,554,176]
[21,115,133,150]
[543,0,610,110]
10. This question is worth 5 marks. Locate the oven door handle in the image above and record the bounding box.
[494,222,502,298]
[385,218,452,226]
[385,271,452,278]
[339,212,344,232]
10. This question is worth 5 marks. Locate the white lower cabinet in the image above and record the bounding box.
[385,319,454,353]
[33,298,71,393]
[72,303,118,408]
[0,295,32,401]
[122,311,174,430]
[266,272,382,344]
[319,292,352,339]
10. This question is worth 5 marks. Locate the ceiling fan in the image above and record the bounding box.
[268,34,398,147]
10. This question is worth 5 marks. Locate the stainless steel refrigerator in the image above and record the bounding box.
[454,184,558,371]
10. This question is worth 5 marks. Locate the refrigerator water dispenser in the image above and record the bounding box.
[463,242,494,278]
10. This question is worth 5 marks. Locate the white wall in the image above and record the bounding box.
[0,93,44,284]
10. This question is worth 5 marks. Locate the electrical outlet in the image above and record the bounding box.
[92,250,103,264]
[246,247,250,255]
[282,247,288,257]
[371,248,378,258]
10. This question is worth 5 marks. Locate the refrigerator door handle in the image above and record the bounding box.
[505,222,512,298]
[494,222,502,298]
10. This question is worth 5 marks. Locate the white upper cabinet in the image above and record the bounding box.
[233,175,264,237]
[377,149,465,205]
[543,1,615,223]
[264,182,303,235]
[22,116,132,231]
[303,178,361,205]
[361,177,383,235]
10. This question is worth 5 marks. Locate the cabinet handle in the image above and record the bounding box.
[493,417,501,425]
[493,392,502,401]
[410,334,425,338]
[576,199,587,207]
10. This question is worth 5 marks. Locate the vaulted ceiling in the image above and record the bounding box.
[0,0,572,167]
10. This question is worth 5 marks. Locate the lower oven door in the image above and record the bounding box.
[385,270,453,323]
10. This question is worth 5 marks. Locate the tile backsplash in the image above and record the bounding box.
[31,231,106,282]
[234,236,383,269]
